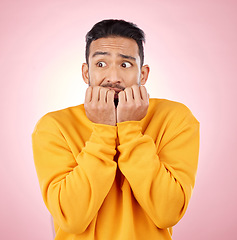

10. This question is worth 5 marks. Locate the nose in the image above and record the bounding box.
[106,66,121,84]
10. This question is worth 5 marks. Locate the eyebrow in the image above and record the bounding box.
[92,51,136,61]
[119,54,136,61]
[92,51,109,57]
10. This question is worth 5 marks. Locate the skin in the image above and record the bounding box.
[82,37,150,126]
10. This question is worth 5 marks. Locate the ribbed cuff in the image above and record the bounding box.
[90,123,117,147]
[117,121,143,145]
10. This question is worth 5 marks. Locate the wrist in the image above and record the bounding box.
[90,123,117,147]
[117,121,142,145]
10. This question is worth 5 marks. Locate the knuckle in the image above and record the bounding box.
[132,85,138,90]
[108,89,115,95]
[98,102,108,111]
[93,86,100,93]
[125,101,132,108]
[90,102,97,110]
[100,87,106,93]
[118,91,124,98]
[97,102,103,108]
[124,88,131,93]
[135,101,142,108]
[86,86,92,92]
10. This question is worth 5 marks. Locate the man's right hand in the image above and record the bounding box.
[84,86,116,126]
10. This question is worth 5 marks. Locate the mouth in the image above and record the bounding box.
[100,84,125,107]
[108,87,123,93]
[112,90,121,108]
[114,91,119,98]
[107,88,122,107]
[114,97,119,108]
[112,91,120,107]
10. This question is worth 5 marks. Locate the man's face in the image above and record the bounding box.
[82,37,148,99]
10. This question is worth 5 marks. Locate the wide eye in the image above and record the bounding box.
[97,61,106,67]
[121,62,132,68]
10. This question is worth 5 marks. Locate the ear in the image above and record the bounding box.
[140,64,150,85]
[82,63,89,84]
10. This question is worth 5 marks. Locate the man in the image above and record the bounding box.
[32,19,199,240]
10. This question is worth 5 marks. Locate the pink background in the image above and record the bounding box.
[1,0,236,239]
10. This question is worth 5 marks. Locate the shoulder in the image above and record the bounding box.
[145,99,199,145]
[32,104,86,134]
[148,98,199,125]
[150,98,191,113]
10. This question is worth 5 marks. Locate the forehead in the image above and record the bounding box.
[89,37,139,57]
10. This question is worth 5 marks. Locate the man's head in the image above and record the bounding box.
[82,19,149,94]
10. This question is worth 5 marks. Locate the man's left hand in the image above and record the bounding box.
[117,85,149,123]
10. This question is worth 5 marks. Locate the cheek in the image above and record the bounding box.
[123,70,140,86]
[89,69,103,86]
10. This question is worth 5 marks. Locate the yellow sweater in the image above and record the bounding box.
[32,98,199,240]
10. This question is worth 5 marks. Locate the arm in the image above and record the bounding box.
[117,107,199,229]
[32,115,117,234]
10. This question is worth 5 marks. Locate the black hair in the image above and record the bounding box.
[85,19,145,67]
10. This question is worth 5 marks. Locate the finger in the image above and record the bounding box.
[99,87,108,103]
[140,86,149,101]
[131,85,142,101]
[118,91,126,104]
[124,87,133,102]
[107,90,115,104]
[85,86,92,103]
[91,86,100,102]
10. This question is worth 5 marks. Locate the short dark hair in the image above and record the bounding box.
[85,19,145,67]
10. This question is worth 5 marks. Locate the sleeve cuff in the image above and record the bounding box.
[89,123,117,147]
[117,121,143,145]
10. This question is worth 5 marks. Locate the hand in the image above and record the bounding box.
[117,85,149,123]
[84,86,116,126]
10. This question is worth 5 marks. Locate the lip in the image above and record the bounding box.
[108,87,123,93]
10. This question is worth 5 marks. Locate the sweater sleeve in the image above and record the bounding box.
[32,114,117,234]
[117,110,199,229]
